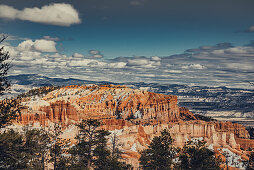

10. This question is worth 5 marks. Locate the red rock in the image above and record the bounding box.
[12,85,253,169]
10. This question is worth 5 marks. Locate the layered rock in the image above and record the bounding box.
[21,85,183,123]
[215,121,250,138]
[13,85,252,169]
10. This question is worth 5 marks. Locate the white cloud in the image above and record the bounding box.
[17,40,34,51]
[88,50,103,58]
[0,5,18,19]
[4,39,254,89]
[34,40,57,52]
[151,56,161,61]
[92,54,103,58]
[127,58,150,66]
[164,70,182,73]
[89,50,100,55]
[107,62,126,68]
[181,64,206,70]
[0,3,81,26]
[18,39,57,52]
[126,57,161,68]
[72,53,85,58]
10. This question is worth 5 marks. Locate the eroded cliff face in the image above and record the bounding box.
[20,85,182,124]
[215,121,250,138]
[14,85,252,169]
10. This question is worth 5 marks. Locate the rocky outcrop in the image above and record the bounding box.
[235,138,254,150]
[22,85,184,122]
[14,85,252,169]
[18,101,78,126]
[215,121,250,138]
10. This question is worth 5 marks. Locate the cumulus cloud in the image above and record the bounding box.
[151,56,161,61]
[0,3,81,26]
[18,39,57,52]
[4,39,254,89]
[72,53,85,58]
[89,50,103,58]
[181,64,206,70]
[126,56,161,68]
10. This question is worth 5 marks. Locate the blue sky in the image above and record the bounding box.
[0,0,254,88]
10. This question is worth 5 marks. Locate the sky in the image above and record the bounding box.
[0,0,254,89]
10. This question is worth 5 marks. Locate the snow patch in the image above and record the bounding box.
[222,148,247,169]
[130,143,137,152]
[134,110,142,119]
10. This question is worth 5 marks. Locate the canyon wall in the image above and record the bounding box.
[14,85,252,169]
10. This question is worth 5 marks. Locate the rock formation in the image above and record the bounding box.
[12,85,253,169]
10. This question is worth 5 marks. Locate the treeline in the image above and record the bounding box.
[1,119,253,170]
[0,119,131,170]
[139,129,222,170]
[140,129,254,170]
[17,86,61,98]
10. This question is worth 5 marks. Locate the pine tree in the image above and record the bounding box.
[247,152,254,170]
[23,128,50,169]
[70,119,132,170]
[49,123,70,170]
[70,119,105,169]
[139,129,177,170]
[0,129,27,169]
[0,35,20,128]
[177,140,222,170]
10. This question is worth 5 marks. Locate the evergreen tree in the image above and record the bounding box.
[109,133,123,159]
[70,119,131,170]
[247,152,254,170]
[23,128,50,170]
[0,129,27,169]
[0,35,23,169]
[0,35,20,128]
[139,129,177,170]
[69,119,104,169]
[49,123,70,170]
[177,140,222,170]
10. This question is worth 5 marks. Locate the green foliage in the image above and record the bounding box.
[17,86,61,98]
[246,126,254,139]
[176,140,222,170]
[0,35,10,95]
[0,129,27,169]
[139,129,176,170]
[23,128,50,169]
[247,152,254,170]
[0,35,23,168]
[0,35,20,129]
[70,119,131,170]
[49,123,70,170]
[0,98,21,128]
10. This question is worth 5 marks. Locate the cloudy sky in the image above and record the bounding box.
[0,0,254,89]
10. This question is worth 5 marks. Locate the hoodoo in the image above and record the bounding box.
[15,85,253,169]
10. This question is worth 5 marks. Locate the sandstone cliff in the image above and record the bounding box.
[13,85,252,169]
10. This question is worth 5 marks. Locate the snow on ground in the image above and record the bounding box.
[134,110,142,119]
[207,144,214,151]
[222,148,247,169]
[130,143,137,152]
[22,96,50,108]
[109,129,123,136]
